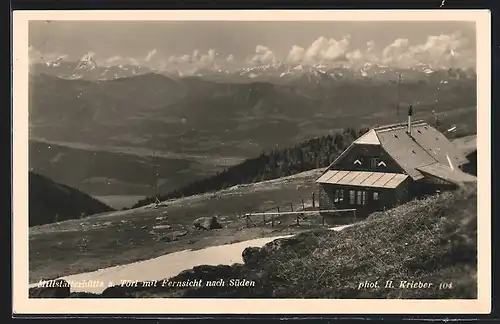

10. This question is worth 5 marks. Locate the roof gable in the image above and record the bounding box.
[354,129,380,145]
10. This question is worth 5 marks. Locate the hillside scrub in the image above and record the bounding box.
[85,183,477,299]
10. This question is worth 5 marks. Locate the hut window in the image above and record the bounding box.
[373,192,379,201]
[349,190,356,205]
[361,191,367,205]
[357,191,362,205]
[334,189,344,202]
[334,189,343,203]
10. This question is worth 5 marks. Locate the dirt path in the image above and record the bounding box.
[30,224,353,294]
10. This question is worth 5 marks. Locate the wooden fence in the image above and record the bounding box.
[243,208,357,228]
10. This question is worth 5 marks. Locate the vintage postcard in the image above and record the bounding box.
[13,9,491,315]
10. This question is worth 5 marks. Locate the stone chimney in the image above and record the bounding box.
[407,105,413,134]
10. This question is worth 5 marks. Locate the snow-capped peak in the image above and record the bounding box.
[45,57,66,67]
[75,54,98,71]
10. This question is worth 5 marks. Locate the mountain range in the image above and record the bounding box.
[30,55,476,85]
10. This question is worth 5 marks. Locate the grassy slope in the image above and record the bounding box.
[29,169,323,283]
[95,183,477,299]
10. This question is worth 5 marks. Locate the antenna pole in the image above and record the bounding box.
[396,73,401,118]
[153,148,160,205]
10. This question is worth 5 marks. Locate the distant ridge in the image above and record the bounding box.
[29,172,115,227]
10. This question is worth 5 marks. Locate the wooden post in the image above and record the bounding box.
[245,214,249,228]
[271,213,274,228]
[312,193,316,208]
[301,199,305,211]
[322,214,325,226]
[263,214,266,225]
[290,203,294,212]
[296,213,299,226]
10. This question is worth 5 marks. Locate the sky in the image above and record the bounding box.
[29,21,477,71]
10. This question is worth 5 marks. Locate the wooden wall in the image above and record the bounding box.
[331,144,404,174]
[317,177,411,219]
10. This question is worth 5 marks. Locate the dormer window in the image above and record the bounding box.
[377,161,387,167]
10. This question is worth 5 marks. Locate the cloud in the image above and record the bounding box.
[380,31,473,68]
[106,56,122,64]
[192,49,200,62]
[127,57,140,65]
[366,40,376,53]
[84,51,97,58]
[250,45,276,65]
[145,49,157,62]
[381,38,410,62]
[165,49,220,71]
[409,32,470,66]
[168,54,191,64]
[29,46,67,64]
[286,45,305,65]
[199,49,217,66]
[301,35,351,65]
[346,50,363,63]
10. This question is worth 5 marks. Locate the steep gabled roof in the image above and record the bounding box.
[317,120,470,182]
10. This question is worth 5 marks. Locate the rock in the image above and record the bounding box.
[141,225,148,230]
[158,230,188,242]
[153,224,172,230]
[193,216,223,230]
[29,279,71,298]
[70,292,101,298]
[242,246,261,265]
[175,265,235,282]
[156,215,168,221]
